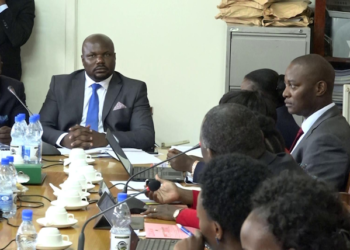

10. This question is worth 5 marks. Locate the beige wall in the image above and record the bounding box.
[22,0,226,145]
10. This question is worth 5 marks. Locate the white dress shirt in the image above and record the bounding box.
[56,72,112,146]
[0,4,8,13]
[291,103,336,153]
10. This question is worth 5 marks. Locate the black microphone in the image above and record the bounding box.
[122,143,200,193]
[7,86,33,115]
[78,180,161,250]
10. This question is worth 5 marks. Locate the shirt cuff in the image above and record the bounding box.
[56,133,68,147]
[191,161,199,175]
[0,4,8,13]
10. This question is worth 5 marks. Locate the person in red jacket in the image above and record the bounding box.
[168,154,271,250]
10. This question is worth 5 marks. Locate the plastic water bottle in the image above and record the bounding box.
[10,116,25,160]
[7,155,17,217]
[0,158,14,218]
[34,114,43,163]
[16,209,37,250]
[18,113,28,158]
[24,114,42,164]
[7,155,18,189]
[110,193,131,250]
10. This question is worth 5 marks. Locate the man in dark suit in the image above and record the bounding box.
[0,0,35,80]
[285,54,350,191]
[39,34,155,150]
[0,55,29,145]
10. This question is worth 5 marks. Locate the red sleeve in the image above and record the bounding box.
[176,208,199,229]
[191,190,200,209]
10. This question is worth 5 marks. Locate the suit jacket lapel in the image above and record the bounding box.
[303,105,340,140]
[71,71,85,123]
[102,72,122,122]
[293,106,340,156]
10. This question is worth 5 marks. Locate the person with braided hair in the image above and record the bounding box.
[174,153,271,250]
[240,173,350,250]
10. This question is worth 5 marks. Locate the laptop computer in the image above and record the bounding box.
[106,129,184,182]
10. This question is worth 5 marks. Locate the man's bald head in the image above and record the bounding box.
[283,54,335,118]
[82,34,115,54]
[291,54,335,95]
[81,34,116,82]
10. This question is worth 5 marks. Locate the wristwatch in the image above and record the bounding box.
[173,208,184,220]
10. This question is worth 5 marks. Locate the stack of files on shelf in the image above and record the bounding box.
[334,69,350,105]
[216,0,313,27]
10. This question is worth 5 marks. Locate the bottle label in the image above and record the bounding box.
[24,146,39,162]
[10,145,22,157]
[0,194,13,211]
[110,234,130,250]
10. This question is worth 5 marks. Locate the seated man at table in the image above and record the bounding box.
[174,154,271,250]
[142,104,304,227]
[0,55,29,145]
[39,34,155,150]
[169,102,300,183]
[284,54,350,191]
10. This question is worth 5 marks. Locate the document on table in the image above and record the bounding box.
[110,181,146,190]
[107,150,162,164]
[58,146,113,155]
[171,146,203,158]
[145,223,197,239]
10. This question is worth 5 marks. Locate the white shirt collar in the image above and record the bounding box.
[301,103,336,134]
[84,72,113,90]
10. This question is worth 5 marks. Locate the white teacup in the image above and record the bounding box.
[66,158,89,171]
[83,171,102,181]
[37,227,69,246]
[57,190,87,206]
[69,173,92,189]
[69,148,92,161]
[61,179,87,196]
[45,206,74,225]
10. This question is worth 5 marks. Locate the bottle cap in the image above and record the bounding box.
[7,156,14,163]
[117,193,128,203]
[15,116,21,123]
[35,114,40,120]
[29,115,36,123]
[22,209,33,221]
[1,158,9,165]
[18,113,26,121]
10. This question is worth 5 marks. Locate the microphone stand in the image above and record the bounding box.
[78,189,147,250]
[122,144,200,193]
[7,86,33,115]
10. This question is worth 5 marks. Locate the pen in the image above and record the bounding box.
[177,224,211,249]
[177,224,193,237]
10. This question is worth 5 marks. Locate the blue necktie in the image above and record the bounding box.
[86,83,101,131]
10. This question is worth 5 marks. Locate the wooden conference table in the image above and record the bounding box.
[0,154,175,250]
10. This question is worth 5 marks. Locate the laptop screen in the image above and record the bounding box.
[106,129,134,175]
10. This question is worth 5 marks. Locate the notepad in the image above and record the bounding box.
[145,223,197,239]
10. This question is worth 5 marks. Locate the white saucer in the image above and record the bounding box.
[90,176,103,184]
[53,192,90,197]
[36,241,72,250]
[86,183,95,190]
[51,200,89,210]
[36,217,78,228]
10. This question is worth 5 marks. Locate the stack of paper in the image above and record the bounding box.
[215,0,313,27]
[334,69,350,105]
